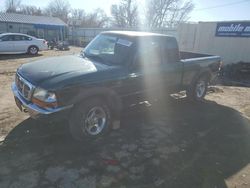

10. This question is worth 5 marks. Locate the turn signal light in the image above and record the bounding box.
[32,97,58,109]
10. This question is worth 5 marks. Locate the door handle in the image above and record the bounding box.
[129,73,138,78]
[129,73,142,78]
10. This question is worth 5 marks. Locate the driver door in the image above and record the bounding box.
[124,38,165,100]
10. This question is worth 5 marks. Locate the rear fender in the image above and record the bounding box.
[190,69,212,88]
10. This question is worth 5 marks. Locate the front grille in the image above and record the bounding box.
[15,73,34,101]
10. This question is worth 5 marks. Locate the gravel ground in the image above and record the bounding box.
[0,48,250,188]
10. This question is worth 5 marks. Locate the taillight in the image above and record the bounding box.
[219,61,223,70]
[220,61,223,67]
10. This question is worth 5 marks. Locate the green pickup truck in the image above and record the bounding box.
[12,31,222,140]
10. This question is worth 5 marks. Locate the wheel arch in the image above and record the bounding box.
[191,69,212,87]
[71,87,122,119]
[27,45,39,53]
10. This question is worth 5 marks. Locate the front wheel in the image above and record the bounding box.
[187,75,209,101]
[69,98,112,141]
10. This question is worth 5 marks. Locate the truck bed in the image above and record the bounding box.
[179,51,221,89]
[180,51,214,60]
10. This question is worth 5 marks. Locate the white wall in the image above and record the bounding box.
[178,22,250,64]
[70,22,250,64]
[69,27,177,46]
[177,23,198,51]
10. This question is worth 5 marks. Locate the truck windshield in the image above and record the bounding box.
[83,34,133,65]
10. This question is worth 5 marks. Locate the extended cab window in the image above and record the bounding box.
[134,39,162,69]
[161,38,180,63]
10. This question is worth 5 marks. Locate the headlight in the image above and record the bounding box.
[33,88,57,102]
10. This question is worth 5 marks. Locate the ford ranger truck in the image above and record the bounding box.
[12,31,222,140]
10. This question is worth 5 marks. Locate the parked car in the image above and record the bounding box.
[12,31,222,140]
[0,33,48,55]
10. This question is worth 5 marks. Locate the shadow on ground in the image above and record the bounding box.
[0,99,250,188]
[0,53,42,60]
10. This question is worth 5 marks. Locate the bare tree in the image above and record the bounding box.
[5,0,21,13]
[69,8,110,28]
[86,9,110,28]
[146,0,194,28]
[19,5,43,16]
[45,0,71,22]
[71,9,86,20]
[111,0,139,27]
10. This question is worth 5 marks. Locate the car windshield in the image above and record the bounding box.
[83,34,133,65]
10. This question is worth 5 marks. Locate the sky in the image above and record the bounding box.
[0,0,250,22]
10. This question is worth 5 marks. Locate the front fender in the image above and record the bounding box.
[57,86,122,116]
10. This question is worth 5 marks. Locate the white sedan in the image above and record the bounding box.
[0,33,48,55]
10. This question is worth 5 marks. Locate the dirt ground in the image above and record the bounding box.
[0,48,250,188]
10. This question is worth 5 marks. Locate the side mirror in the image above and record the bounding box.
[80,50,85,55]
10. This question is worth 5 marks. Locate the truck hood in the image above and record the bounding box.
[18,55,120,89]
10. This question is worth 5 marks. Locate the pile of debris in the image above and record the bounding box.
[47,40,70,51]
[219,62,250,87]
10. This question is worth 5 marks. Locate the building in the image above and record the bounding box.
[178,21,250,64]
[0,13,68,41]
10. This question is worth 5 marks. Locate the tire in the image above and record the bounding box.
[186,75,209,101]
[69,98,112,141]
[28,46,38,55]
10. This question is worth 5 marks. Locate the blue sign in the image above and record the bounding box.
[215,22,250,37]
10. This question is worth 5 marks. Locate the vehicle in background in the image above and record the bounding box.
[47,39,57,50]
[48,40,70,51]
[12,31,222,141]
[0,33,48,55]
[57,41,70,50]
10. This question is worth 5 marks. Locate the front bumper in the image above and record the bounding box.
[11,82,73,119]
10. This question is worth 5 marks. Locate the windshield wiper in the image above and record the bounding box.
[84,53,112,65]
[88,55,104,62]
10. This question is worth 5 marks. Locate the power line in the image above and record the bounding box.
[194,0,250,11]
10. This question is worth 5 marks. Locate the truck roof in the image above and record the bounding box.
[102,31,174,38]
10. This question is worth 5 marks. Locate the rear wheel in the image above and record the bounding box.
[69,98,112,141]
[187,75,209,101]
[28,46,38,55]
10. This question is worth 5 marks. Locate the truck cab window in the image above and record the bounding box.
[134,39,162,70]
